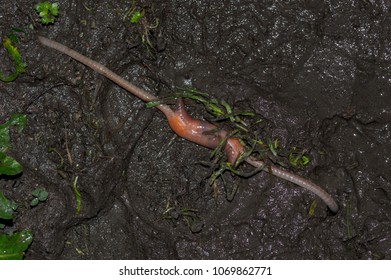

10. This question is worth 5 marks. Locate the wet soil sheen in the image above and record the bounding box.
[1,0,390,259]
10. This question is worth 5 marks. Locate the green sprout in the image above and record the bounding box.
[130,10,144,24]
[124,0,143,24]
[73,176,81,214]
[0,37,27,82]
[268,139,279,157]
[0,114,26,176]
[34,1,59,25]
[30,188,48,207]
[288,147,310,168]
[308,200,317,218]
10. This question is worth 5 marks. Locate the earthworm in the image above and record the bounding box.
[167,97,244,165]
[38,36,338,212]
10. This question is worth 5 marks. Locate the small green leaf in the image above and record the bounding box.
[0,114,27,135]
[31,189,40,197]
[32,188,48,201]
[49,2,59,16]
[288,147,311,168]
[30,197,39,207]
[268,139,279,157]
[0,153,23,175]
[0,191,16,220]
[0,37,26,82]
[130,10,143,24]
[0,230,33,260]
[206,102,224,117]
[0,114,26,176]
[301,155,310,166]
[39,191,48,201]
[221,100,233,116]
[34,2,59,25]
[31,188,48,206]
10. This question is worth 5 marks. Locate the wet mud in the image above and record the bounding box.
[1,0,390,259]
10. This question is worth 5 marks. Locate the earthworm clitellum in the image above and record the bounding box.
[38,36,339,213]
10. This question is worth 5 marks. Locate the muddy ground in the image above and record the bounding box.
[1,0,390,259]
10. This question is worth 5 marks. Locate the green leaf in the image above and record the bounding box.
[0,153,23,175]
[38,191,48,201]
[7,114,27,133]
[34,2,60,25]
[0,230,33,260]
[130,10,143,24]
[0,114,26,175]
[0,37,27,82]
[268,139,279,157]
[288,147,311,168]
[301,155,310,166]
[49,2,59,16]
[0,191,16,220]
[31,188,48,207]
[30,197,39,207]
[31,188,48,202]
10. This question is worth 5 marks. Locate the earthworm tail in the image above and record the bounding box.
[37,36,173,116]
[245,157,339,212]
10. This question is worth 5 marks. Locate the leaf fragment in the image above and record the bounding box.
[0,230,33,260]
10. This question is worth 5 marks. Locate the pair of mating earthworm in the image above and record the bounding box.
[37,36,338,213]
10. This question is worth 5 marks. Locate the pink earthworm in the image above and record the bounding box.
[38,36,338,212]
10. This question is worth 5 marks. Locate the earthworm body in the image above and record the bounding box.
[38,36,338,213]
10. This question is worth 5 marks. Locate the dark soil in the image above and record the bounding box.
[1,0,390,259]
